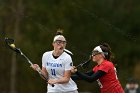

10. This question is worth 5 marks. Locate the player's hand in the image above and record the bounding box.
[31,64,39,71]
[48,79,57,85]
[71,66,77,73]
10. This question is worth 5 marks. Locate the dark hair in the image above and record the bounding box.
[127,78,138,84]
[55,29,63,36]
[100,43,112,61]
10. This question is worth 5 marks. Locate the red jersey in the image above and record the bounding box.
[93,60,124,93]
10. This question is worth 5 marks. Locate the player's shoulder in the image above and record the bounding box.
[43,51,53,57]
[63,52,71,57]
[102,60,113,65]
[62,52,72,60]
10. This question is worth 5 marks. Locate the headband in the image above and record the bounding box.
[53,35,66,42]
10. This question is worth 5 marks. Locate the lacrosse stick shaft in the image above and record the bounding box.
[20,51,33,66]
[17,49,55,87]
[76,58,91,68]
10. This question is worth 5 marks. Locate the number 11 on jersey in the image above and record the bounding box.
[51,69,56,76]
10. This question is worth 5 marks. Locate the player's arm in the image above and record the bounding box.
[48,55,74,84]
[48,70,71,84]
[71,70,94,80]
[31,64,48,80]
[41,67,48,79]
[75,70,106,82]
[41,53,49,80]
[56,70,71,84]
[32,64,48,79]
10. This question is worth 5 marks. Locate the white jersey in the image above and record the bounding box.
[42,51,78,92]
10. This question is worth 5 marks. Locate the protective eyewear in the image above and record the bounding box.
[92,51,102,56]
[54,40,66,45]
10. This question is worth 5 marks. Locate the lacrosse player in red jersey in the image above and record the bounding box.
[71,43,124,93]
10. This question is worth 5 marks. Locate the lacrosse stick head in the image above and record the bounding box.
[5,37,21,53]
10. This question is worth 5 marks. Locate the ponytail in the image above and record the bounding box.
[100,43,113,61]
[55,29,63,36]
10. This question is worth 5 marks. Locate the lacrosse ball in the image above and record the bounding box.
[10,44,15,48]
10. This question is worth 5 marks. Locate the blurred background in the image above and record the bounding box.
[0,0,140,93]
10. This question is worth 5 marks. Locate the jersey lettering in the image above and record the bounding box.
[114,67,118,79]
[97,79,103,88]
[47,62,62,67]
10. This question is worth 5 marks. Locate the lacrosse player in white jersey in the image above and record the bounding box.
[32,30,78,93]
